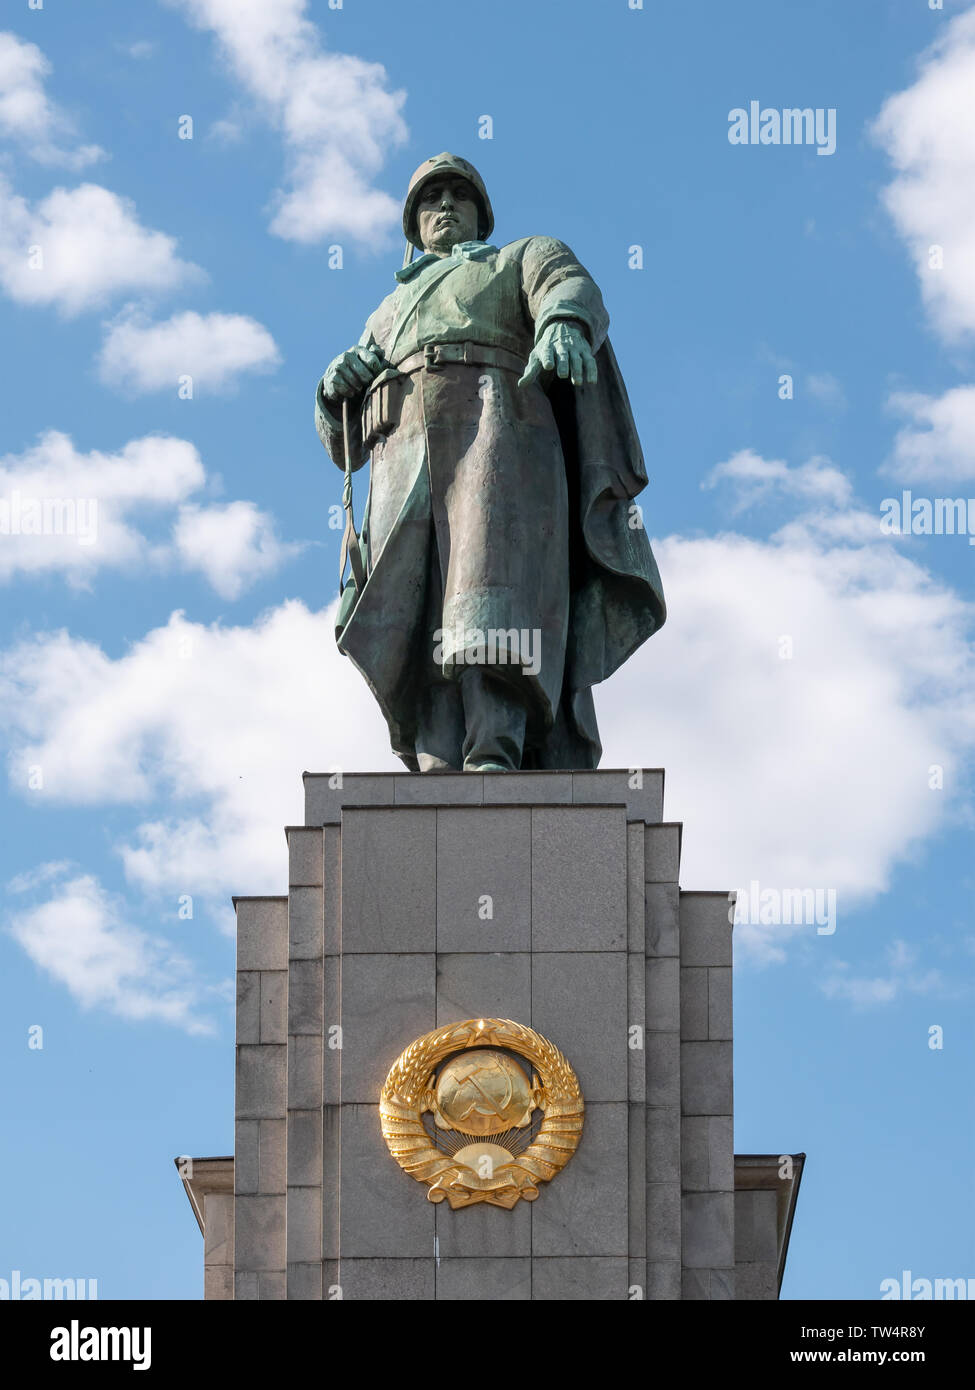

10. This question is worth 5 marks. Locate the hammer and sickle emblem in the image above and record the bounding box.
[451,1060,513,1121]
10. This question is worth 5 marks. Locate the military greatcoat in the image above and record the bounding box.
[315,235,666,769]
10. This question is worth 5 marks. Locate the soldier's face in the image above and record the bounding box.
[417,177,480,255]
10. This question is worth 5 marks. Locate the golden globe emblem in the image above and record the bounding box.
[379,1018,584,1210]
[435,1049,534,1136]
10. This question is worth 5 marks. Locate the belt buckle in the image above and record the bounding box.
[424,343,442,372]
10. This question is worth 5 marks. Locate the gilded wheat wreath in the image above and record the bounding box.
[379,1017,585,1209]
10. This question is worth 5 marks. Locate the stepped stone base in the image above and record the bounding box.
[178,769,803,1299]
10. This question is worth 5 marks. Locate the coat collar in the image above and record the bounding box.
[395,240,498,282]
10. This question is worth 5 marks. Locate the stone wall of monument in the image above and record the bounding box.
[231,770,738,1301]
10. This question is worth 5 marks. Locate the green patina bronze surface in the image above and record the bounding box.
[315,152,666,771]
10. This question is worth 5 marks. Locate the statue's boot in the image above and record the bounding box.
[415,679,465,771]
[461,668,527,772]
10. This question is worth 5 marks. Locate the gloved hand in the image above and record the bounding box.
[518,319,598,389]
[321,345,385,406]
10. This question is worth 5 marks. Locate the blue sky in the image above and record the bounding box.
[1,0,973,1299]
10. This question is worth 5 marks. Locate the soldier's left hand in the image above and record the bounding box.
[519,320,598,389]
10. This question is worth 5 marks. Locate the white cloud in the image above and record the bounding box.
[0,30,104,168]
[0,429,294,596]
[872,8,975,342]
[0,604,393,912]
[822,940,946,1007]
[124,41,156,60]
[886,386,975,482]
[7,868,217,1033]
[703,449,853,511]
[173,501,300,599]
[0,430,203,584]
[98,308,281,394]
[601,462,975,961]
[0,176,201,315]
[164,0,407,244]
[6,859,73,894]
[806,372,847,410]
[208,117,242,145]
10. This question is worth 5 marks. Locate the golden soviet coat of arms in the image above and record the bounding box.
[380,1018,584,1209]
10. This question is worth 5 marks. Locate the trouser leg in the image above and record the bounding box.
[461,668,527,771]
[414,521,466,771]
[415,679,465,770]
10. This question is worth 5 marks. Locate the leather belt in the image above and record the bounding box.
[394,342,526,376]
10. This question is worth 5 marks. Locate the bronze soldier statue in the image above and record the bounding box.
[316,152,665,772]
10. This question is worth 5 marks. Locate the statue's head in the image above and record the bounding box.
[403,152,494,257]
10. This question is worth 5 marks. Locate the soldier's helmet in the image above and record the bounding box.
[402,152,494,252]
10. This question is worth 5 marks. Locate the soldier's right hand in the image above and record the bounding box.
[321,346,385,404]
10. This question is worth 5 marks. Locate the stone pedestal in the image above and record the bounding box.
[183,769,802,1300]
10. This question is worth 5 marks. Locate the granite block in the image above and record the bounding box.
[436,808,531,951]
[258,1271,287,1300]
[571,768,664,821]
[645,1032,680,1108]
[394,772,483,805]
[323,826,341,955]
[735,1189,778,1264]
[287,1262,323,1300]
[341,809,436,952]
[286,1185,322,1265]
[338,953,434,1104]
[531,1103,628,1257]
[483,772,572,804]
[339,1104,435,1258]
[236,898,288,971]
[257,1117,286,1195]
[532,1257,629,1300]
[205,1265,233,1300]
[736,1262,778,1301]
[532,953,627,1102]
[336,1258,434,1300]
[531,807,627,951]
[644,824,681,883]
[288,957,323,1036]
[287,828,324,887]
[681,1116,709,1192]
[627,952,646,1102]
[236,1044,287,1120]
[287,1109,322,1188]
[680,1041,733,1117]
[628,1102,647,1257]
[436,951,530,1028]
[304,773,394,825]
[234,1119,258,1195]
[708,966,733,1040]
[646,1182,681,1263]
[646,957,680,1033]
[627,823,646,953]
[682,1191,735,1269]
[235,1194,285,1273]
[288,1034,323,1113]
[288,886,324,960]
[680,892,733,968]
[708,1115,735,1192]
[680,967,709,1041]
[645,883,680,958]
[236,970,259,1046]
[260,970,288,1044]
[435,1196,530,1259]
[436,1257,531,1300]
[645,1261,682,1301]
[647,1104,680,1185]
